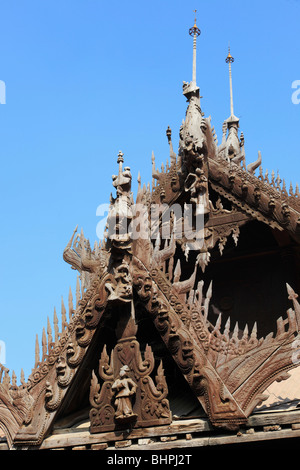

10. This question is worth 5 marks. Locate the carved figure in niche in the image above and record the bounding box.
[105,260,133,302]
[112,365,137,422]
[114,260,132,300]
[133,271,153,302]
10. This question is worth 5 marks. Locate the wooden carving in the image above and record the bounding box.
[2,31,300,449]
[89,317,172,432]
[112,365,137,422]
[128,73,300,429]
[0,366,33,448]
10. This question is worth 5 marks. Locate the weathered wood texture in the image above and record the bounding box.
[36,409,300,450]
[1,18,300,450]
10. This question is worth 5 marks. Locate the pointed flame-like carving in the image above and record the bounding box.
[89,330,171,432]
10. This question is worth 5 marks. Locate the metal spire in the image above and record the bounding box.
[225,43,235,117]
[189,10,201,85]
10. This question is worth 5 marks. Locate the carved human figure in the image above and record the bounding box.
[105,155,133,248]
[187,167,210,214]
[112,365,137,420]
[105,260,133,302]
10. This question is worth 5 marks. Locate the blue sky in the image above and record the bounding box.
[0,0,300,381]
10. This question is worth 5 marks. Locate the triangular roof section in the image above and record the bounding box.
[1,17,300,449]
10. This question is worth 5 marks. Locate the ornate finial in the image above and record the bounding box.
[117,150,124,178]
[117,150,124,165]
[225,43,235,118]
[166,126,172,142]
[189,10,201,85]
[225,43,234,65]
[189,10,201,37]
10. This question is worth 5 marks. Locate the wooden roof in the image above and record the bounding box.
[1,41,300,452]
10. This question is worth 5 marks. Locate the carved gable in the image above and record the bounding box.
[1,19,300,451]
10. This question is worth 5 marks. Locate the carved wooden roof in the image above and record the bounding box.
[1,55,300,451]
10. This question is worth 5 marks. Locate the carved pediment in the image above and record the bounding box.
[1,17,300,449]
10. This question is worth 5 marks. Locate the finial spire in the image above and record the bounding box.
[117,150,124,178]
[189,10,201,85]
[225,43,235,117]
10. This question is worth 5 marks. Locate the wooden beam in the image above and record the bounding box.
[39,409,300,450]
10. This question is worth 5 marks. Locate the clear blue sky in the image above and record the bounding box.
[1,0,300,381]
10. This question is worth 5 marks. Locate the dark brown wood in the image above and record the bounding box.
[1,23,300,449]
